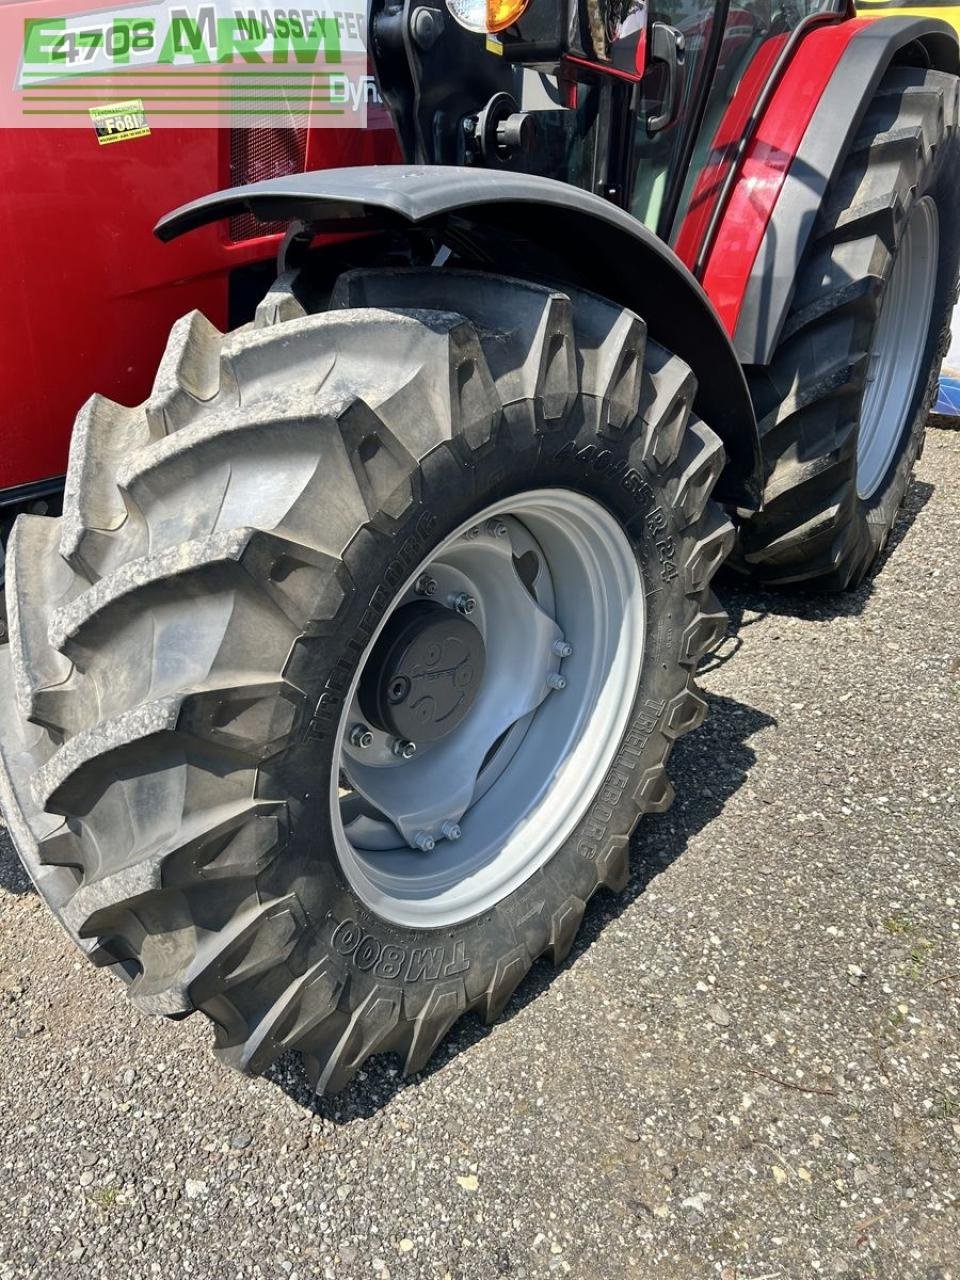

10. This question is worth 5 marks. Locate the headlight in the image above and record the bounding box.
[445,0,530,34]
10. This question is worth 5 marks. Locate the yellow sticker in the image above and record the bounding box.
[89,99,150,145]
[485,35,504,55]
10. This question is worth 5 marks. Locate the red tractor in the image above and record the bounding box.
[1,0,956,1094]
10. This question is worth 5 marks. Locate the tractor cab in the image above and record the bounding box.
[372,0,845,258]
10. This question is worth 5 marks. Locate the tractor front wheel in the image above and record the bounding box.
[0,269,733,1092]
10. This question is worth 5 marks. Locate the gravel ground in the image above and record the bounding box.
[1,428,958,1280]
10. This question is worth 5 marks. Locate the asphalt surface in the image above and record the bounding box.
[1,427,958,1280]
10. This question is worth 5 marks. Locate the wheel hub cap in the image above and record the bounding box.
[358,602,486,744]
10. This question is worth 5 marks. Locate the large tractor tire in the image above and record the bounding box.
[735,66,960,589]
[0,269,733,1093]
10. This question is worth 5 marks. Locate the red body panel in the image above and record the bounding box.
[1,126,245,489]
[0,0,396,493]
[696,19,867,337]
[673,32,787,268]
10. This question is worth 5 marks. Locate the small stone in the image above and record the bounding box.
[78,1151,98,1169]
[79,1171,95,1188]
[336,1185,352,1202]
[456,1174,479,1193]
[708,1003,732,1027]
[771,1165,788,1185]
[798,1167,812,1183]
[680,1191,711,1215]
[122,1068,136,1087]
[398,1240,414,1254]
[660,1163,679,1181]
[184,1179,208,1200]
[685,1123,705,1141]
[230,1131,253,1150]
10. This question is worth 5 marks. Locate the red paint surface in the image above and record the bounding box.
[0,124,237,489]
[562,54,647,83]
[700,18,867,336]
[635,29,648,77]
[0,0,397,491]
[673,33,786,268]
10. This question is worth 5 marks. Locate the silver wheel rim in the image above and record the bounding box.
[858,196,940,500]
[330,489,646,928]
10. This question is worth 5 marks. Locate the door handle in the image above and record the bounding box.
[648,22,685,134]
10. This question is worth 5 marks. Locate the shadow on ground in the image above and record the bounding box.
[0,826,32,896]
[705,478,934,676]
[268,688,776,1121]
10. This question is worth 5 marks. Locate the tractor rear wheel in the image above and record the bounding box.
[0,269,733,1092]
[735,66,960,589]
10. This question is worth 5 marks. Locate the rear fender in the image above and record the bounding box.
[157,166,762,511]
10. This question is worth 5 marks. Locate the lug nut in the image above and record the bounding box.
[547,673,567,690]
[486,519,508,538]
[463,526,481,541]
[451,592,476,616]
[413,831,435,852]
[440,820,462,841]
[552,639,573,658]
[415,574,438,597]
[392,738,417,760]
[350,723,373,749]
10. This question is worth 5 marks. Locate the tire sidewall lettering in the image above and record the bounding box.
[328,917,470,983]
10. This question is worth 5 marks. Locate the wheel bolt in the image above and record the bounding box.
[440,820,462,841]
[552,639,573,658]
[547,673,567,690]
[486,519,508,538]
[415,574,438,597]
[413,831,435,852]
[451,592,476,616]
[464,526,481,541]
[350,723,373,749]
[392,738,417,760]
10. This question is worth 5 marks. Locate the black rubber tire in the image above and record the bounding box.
[0,268,734,1093]
[733,66,960,589]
